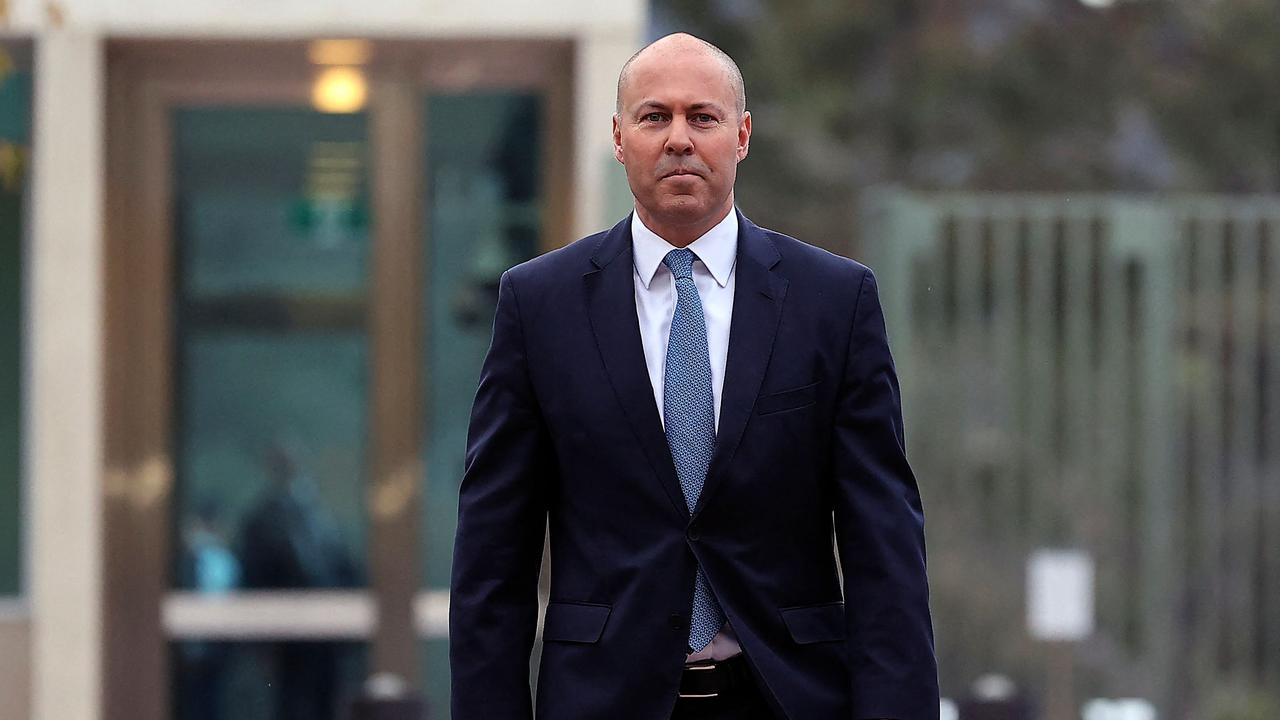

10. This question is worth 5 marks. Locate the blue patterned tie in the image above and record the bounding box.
[662,248,726,652]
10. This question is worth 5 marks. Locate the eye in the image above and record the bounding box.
[641,112,666,123]
[692,113,717,124]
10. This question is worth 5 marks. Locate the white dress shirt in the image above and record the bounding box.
[631,209,743,663]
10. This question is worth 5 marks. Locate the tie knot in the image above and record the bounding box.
[663,248,697,281]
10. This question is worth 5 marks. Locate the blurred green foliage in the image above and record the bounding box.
[1205,687,1280,720]
[657,0,1280,253]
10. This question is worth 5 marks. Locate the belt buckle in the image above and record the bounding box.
[678,663,719,699]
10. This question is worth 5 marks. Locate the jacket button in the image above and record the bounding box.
[687,525,700,541]
[669,613,685,631]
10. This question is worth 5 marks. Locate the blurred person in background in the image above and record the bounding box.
[176,500,240,720]
[239,439,359,720]
[450,32,936,720]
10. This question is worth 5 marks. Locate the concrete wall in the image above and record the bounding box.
[27,30,106,720]
[5,0,643,37]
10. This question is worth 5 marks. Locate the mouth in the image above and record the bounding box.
[661,169,703,179]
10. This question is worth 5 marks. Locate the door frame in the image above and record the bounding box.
[101,37,573,720]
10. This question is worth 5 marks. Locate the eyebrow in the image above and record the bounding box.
[633,100,728,115]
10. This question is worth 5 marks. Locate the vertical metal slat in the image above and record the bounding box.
[954,208,986,529]
[1227,210,1262,675]
[1025,208,1058,543]
[990,207,1022,539]
[1194,211,1227,681]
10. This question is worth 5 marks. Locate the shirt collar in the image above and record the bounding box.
[632,209,738,290]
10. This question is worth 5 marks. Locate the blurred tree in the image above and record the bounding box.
[1148,0,1280,192]
[1205,687,1280,720]
[655,0,1280,254]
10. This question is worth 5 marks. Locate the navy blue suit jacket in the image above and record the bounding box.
[450,212,937,719]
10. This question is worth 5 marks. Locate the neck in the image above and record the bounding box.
[635,199,734,248]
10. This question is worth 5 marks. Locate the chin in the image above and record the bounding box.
[657,196,710,218]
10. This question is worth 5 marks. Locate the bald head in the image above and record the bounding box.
[616,33,746,117]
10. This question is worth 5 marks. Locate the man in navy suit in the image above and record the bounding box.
[450,33,937,719]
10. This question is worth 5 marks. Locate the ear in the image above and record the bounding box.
[612,114,625,165]
[736,110,752,162]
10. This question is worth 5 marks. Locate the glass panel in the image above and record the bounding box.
[172,640,366,720]
[176,110,369,298]
[418,638,447,717]
[172,109,370,593]
[420,92,544,707]
[0,43,31,596]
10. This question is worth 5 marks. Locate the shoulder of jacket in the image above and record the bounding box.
[759,227,871,283]
[504,231,605,288]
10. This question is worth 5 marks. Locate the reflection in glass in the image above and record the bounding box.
[172,641,366,720]
[237,439,361,590]
[176,110,369,299]
[420,92,544,708]
[171,108,371,720]
[0,45,30,596]
[175,335,367,594]
[172,108,370,595]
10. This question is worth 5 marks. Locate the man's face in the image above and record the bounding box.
[613,46,751,234]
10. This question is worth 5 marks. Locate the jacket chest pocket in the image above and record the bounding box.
[756,380,820,416]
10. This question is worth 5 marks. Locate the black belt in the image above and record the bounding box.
[678,654,754,700]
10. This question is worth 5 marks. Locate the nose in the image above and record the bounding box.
[664,116,694,155]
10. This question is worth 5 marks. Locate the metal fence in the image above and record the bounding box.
[861,190,1280,719]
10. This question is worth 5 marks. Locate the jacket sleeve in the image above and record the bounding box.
[831,268,939,720]
[450,270,552,719]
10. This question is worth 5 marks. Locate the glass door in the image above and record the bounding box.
[418,90,546,709]
[169,106,373,720]
[409,40,573,710]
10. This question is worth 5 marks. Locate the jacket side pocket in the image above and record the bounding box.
[542,601,612,644]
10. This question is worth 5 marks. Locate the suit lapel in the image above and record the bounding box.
[584,216,688,520]
[696,212,787,515]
